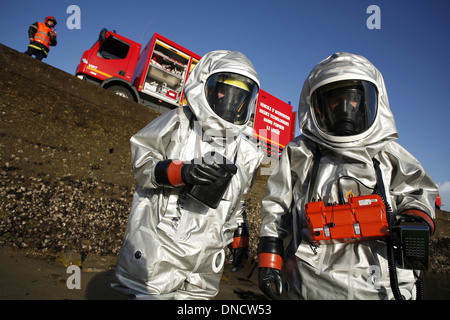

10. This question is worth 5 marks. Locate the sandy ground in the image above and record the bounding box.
[0,247,264,300]
[2,246,449,300]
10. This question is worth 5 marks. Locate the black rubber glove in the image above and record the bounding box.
[154,159,224,187]
[258,236,283,300]
[258,268,283,300]
[181,162,224,186]
[228,220,249,272]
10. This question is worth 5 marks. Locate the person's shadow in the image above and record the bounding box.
[85,269,127,300]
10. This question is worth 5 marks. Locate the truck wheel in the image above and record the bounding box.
[107,85,133,100]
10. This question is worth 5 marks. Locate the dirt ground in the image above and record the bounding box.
[0,43,266,300]
[0,246,263,300]
[0,43,448,300]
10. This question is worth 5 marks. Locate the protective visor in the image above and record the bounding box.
[311,80,377,136]
[205,72,259,125]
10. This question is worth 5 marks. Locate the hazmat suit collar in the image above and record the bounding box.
[183,50,260,138]
[298,52,398,153]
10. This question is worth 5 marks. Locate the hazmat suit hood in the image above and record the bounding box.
[184,50,260,138]
[298,52,398,152]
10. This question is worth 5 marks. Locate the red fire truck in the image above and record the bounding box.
[75,29,295,155]
[76,28,200,113]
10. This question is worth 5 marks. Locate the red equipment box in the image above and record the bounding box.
[305,194,390,244]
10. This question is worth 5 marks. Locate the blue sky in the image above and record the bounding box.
[1,0,449,208]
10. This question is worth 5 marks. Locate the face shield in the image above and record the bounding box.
[311,80,378,136]
[205,72,259,125]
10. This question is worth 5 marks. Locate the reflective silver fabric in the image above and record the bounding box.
[112,51,264,299]
[260,52,438,300]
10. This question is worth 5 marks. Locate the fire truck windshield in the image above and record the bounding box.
[98,36,130,60]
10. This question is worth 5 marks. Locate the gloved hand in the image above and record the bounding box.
[181,162,224,186]
[228,221,249,272]
[258,268,283,300]
[154,159,223,187]
[258,237,283,300]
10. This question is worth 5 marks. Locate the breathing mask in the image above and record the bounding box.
[311,80,377,136]
[205,72,259,125]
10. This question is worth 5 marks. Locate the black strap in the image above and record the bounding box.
[372,158,394,224]
[307,142,322,202]
[303,142,322,253]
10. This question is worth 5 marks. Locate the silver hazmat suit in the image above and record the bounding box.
[259,52,438,300]
[112,50,264,299]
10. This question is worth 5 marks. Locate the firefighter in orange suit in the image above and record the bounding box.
[24,16,57,61]
[436,193,441,210]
